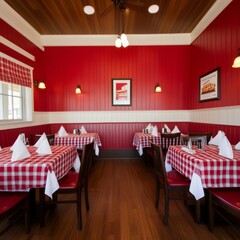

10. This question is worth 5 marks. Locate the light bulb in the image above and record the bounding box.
[115,37,122,48]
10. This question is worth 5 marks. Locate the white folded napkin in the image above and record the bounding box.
[164,124,171,133]
[11,138,30,162]
[209,130,225,146]
[171,125,180,133]
[34,133,47,147]
[10,133,25,151]
[36,138,52,155]
[151,125,158,137]
[80,125,87,134]
[58,126,68,137]
[181,146,196,155]
[235,141,240,150]
[146,123,153,134]
[219,136,233,159]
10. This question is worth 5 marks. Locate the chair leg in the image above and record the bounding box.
[84,180,90,211]
[208,194,214,232]
[155,178,160,208]
[77,188,83,230]
[24,195,31,233]
[164,189,169,225]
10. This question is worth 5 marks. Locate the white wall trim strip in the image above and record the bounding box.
[0,36,35,61]
[1,106,240,130]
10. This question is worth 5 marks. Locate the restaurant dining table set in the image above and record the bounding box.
[55,125,102,156]
[0,132,80,198]
[165,130,240,200]
[133,123,180,155]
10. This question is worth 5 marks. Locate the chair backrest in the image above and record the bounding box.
[188,132,212,144]
[35,134,55,146]
[78,141,94,186]
[161,132,181,151]
[151,143,168,189]
[181,135,207,149]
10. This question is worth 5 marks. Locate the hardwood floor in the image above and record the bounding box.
[1,158,239,240]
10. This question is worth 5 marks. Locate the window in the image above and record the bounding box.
[0,54,33,123]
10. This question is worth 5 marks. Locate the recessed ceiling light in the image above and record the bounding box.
[84,5,95,15]
[148,4,159,14]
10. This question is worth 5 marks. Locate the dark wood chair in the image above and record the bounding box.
[182,132,212,149]
[0,192,31,235]
[188,132,212,144]
[35,133,55,146]
[208,188,240,232]
[150,142,200,225]
[45,141,94,230]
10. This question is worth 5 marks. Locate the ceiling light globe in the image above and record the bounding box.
[83,5,95,15]
[121,33,127,41]
[115,37,122,48]
[122,39,129,48]
[148,4,159,14]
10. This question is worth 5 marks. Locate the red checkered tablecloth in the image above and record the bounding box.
[133,132,162,150]
[166,145,240,188]
[0,145,77,191]
[55,133,102,149]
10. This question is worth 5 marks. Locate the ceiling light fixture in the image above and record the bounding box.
[115,2,129,48]
[232,49,240,68]
[83,5,95,15]
[148,4,159,14]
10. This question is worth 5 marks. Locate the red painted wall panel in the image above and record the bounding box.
[34,46,190,111]
[189,0,240,109]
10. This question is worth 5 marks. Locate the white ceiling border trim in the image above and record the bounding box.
[0,0,44,51]
[1,0,232,48]
[191,0,232,42]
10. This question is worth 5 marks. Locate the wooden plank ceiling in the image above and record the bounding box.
[4,0,216,35]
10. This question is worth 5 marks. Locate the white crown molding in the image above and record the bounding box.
[0,36,35,61]
[0,0,44,51]
[41,33,192,46]
[1,0,232,48]
[191,0,232,42]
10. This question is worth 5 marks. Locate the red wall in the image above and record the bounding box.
[34,46,190,111]
[189,0,240,109]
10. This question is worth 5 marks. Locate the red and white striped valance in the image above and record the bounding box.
[0,56,32,87]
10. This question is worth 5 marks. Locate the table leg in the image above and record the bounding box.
[39,188,45,227]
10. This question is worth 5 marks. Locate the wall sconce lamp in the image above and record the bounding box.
[34,80,46,89]
[232,49,240,68]
[155,83,162,93]
[75,85,82,94]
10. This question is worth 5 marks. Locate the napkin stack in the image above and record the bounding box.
[58,126,68,137]
[219,135,233,159]
[80,125,87,134]
[11,138,30,162]
[36,137,52,155]
[209,130,225,146]
[164,124,171,133]
[171,125,180,133]
[151,125,158,137]
[146,123,153,134]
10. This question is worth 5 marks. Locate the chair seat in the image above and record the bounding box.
[0,192,29,215]
[58,171,78,189]
[167,170,190,187]
[209,188,240,211]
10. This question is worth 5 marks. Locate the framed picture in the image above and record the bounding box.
[112,78,132,106]
[199,67,220,102]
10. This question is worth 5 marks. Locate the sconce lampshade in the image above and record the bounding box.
[232,50,240,68]
[34,80,46,89]
[155,83,162,93]
[75,85,82,94]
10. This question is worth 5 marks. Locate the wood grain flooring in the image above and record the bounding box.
[0,158,239,240]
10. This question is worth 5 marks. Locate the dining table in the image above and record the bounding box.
[54,132,102,156]
[165,145,240,200]
[133,132,162,155]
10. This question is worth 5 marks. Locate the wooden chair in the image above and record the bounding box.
[150,143,200,225]
[208,188,240,232]
[182,133,211,149]
[46,141,94,230]
[188,132,212,144]
[0,192,31,235]
[35,133,55,145]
